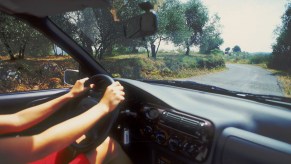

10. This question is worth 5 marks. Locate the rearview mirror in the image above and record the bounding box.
[123,11,157,39]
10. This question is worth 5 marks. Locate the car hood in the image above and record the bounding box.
[0,0,110,17]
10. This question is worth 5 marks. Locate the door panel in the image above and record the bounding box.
[0,89,71,136]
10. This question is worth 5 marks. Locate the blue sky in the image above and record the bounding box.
[202,0,287,52]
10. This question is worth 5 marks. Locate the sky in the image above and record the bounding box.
[201,0,287,52]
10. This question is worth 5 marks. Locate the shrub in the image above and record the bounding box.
[101,54,225,80]
[249,55,270,64]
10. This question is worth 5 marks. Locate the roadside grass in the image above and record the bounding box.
[101,53,225,80]
[267,68,291,98]
[278,73,291,98]
[0,55,78,93]
[0,55,10,61]
[0,53,225,92]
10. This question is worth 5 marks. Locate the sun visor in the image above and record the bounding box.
[0,0,111,17]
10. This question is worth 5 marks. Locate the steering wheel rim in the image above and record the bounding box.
[70,74,121,153]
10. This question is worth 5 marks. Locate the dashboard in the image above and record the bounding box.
[0,77,290,164]
[115,79,291,164]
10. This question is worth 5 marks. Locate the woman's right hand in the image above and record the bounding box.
[99,81,125,113]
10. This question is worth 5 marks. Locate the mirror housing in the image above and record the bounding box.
[64,69,79,86]
[123,11,157,39]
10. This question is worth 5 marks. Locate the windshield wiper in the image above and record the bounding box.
[140,79,291,109]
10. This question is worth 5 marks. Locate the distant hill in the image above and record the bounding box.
[250,52,271,56]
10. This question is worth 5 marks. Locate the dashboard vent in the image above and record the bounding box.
[166,112,182,122]
[182,117,201,127]
[161,111,205,136]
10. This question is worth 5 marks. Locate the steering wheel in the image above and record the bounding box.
[69,74,121,153]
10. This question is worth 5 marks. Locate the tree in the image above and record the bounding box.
[270,2,291,70]
[184,0,208,55]
[225,47,230,54]
[0,12,17,60]
[52,8,117,59]
[199,14,224,54]
[232,45,242,53]
[147,0,191,58]
[0,12,52,60]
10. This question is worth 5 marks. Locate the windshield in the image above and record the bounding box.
[50,0,291,98]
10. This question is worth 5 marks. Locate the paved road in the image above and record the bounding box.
[184,64,283,96]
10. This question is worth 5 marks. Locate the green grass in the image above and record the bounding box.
[225,53,271,65]
[101,53,226,80]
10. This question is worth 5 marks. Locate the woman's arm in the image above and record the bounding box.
[0,78,90,135]
[0,81,125,163]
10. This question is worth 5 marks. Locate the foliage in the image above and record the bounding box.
[225,52,271,65]
[144,0,190,58]
[100,53,225,79]
[0,56,78,93]
[48,0,222,59]
[225,47,231,54]
[0,12,52,60]
[249,54,271,64]
[210,49,224,56]
[162,0,190,46]
[51,8,117,59]
[232,45,242,53]
[269,2,291,71]
[184,0,209,55]
[199,14,224,54]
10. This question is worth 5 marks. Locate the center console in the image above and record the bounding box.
[138,105,214,163]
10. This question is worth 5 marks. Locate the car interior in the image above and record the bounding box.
[0,0,290,164]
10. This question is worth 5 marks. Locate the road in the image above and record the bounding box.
[184,64,283,96]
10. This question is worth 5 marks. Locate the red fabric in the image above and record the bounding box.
[69,154,90,164]
[29,152,90,164]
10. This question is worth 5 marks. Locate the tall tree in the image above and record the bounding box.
[270,2,291,70]
[147,0,188,58]
[52,9,116,59]
[184,0,208,55]
[199,14,224,54]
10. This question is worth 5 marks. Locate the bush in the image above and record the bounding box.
[100,54,225,80]
[249,55,270,64]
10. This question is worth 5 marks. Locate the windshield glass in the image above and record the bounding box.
[50,0,291,98]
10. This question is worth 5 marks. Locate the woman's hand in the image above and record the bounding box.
[68,78,91,98]
[99,81,125,113]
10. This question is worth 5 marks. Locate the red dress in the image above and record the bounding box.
[29,151,90,164]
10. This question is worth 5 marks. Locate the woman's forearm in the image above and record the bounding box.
[39,103,109,149]
[14,92,74,132]
[0,93,74,135]
[12,78,90,133]
[0,81,124,163]
[0,102,109,163]
[35,102,109,158]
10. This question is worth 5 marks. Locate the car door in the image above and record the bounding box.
[0,12,79,136]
